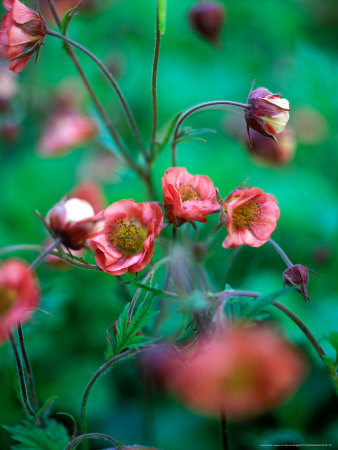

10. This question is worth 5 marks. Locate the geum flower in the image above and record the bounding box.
[245,87,290,142]
[221,186,280,248]
[87,199,163,276]
[47,197,97,250]
[0,0,46,73]
[0,258,39,342]
[162,167,219,227]
[154,326,307,419]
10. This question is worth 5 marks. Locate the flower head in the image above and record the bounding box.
[38,107,97,157]
[162,167,219,227]
[244,127,296,166]
[283,264,319,302]
[189,1,225,46]
[245,87,290,141]
[157,326,307,419]
[47,197,97,250]
[222,186,280,248]
[0,0,46,73]
[0,258,40,342]
[87,199,163,276]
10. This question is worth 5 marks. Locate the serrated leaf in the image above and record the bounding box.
[3,419,69,450]
[244,287,296,317]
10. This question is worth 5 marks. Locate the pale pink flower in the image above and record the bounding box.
[245,87,290,140]
[162,167,219,226]
[38,107,97,157]
[160,326,307,419]
[0,0,46,73]
[0,259,39,342]
[87,199,163,276]
[222,186,280,248]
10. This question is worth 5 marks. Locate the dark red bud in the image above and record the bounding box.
[189,1,225,45]
[1,121,21,141]
[283,264,319,302]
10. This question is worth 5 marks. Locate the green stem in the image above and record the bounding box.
[171,100,249,166]
[46,28,147,161]
[150,2,161,160]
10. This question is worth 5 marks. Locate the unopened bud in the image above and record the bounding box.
[283,264,319,302]
[189,1,225,46]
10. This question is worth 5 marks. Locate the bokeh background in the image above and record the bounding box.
[0,0,338,448]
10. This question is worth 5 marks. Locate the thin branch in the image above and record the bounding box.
[269,238,293,267]
[66,433,118,449]
[150,3,161,160]
[30,237,61,270]
[0,244,44,256]
[220,408,230,450]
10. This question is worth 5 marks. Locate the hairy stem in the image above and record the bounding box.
[0,244,43,256]
[171,100,249,166]
[150,2,161,160]
[46,29,147,160]
[9,332,36,418]
[269,239,293,267]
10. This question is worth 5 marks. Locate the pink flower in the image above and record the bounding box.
[0,0,46,73]
[244,127,296,166]
[0,259,40,342]
[47,197,97,250]
[159,326,307,419]
[162,167,219,226]
[87,199,163,276]
[222,186,280,248]
[38,107,97,157]
[70,181,106,214]
[245,87,290,140]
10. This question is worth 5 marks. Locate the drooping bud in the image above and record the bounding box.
[283,264,319,302]
[189,1,225,46]
[47,198,98,250]
[245,87,290,142]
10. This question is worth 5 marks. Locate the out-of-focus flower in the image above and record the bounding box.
[0,119,21,142]
[162,167,219,227]
[0,0,46,73]
[222,186,280,248]
[0,61,17,110]
[47,197,97,250]
[38,107,97,157]
[71,181,106,214]
[283,264,319,302]
[41,0,97,21]
[0,259,39,342]
[77,145,120,183]
[245,87,290,140]
[243,127,296,166]
[292,106,329,145]
[155,326,307,419]
[87,199,163,276]
[189,1,225,46]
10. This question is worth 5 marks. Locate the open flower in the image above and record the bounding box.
[158,326,307,419]
[222,186,280,248]
[87,199,163,276]
[38,107,97,157]
[0,259,40,342]
[0,0,46,73]
[47,197,97,250]
[245,87,290,141]
[162,167,219,226]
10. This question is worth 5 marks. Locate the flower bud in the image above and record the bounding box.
[189,1,225,45]
[245,87,290,141]
[283,264,319,302]
[47,198,97,250]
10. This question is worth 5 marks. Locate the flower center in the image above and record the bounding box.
[108,220,147,256]
[178,184,201,201]
[222,368,256,394]
[230,200,260,228]
[0,285,17,317]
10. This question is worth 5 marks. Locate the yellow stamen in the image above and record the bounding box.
[178,184,201,201]
[230,200,260,228]
[109,220,147,256]
[0,285,17,316]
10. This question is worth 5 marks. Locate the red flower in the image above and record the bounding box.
[87,199,163,276]
[222,186,280,248]
[160,326,307,419]
[162,167,219,226]
[0,259,39,342]
[245,87,290,140]
[243,127,296,166]
[47,197,97,250]
[38,107,97,157]
[0,0,46,73]
[189,1,225,45]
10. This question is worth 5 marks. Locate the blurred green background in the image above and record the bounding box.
[0,0,338,448]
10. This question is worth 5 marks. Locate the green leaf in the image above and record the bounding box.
[158,0,167,35]
[123,275,176,300]
[244,287,296,317]
[155,112,181,156]
[321,332,338,354]
[3,419,69,450]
